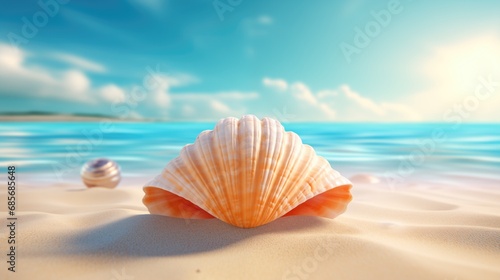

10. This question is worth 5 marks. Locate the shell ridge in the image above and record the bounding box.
[263,127,292,218]
[269,132,300,205]
[212,119,237,224]
[167,148,210,211]
[251,118,273,226]
[179,146,213,201]
[268,147,311,220]
[247,117,264,227]
[269,145,323,221]
[235,116,249,226]
[300,155,331,197]
[255,118,283,225]
[225,118,240,225]
[158,158,194,197]
[287,151,336,208]
[259,131,302,223]
[171,137,224,220]
[260,132,305,224]
[193,130,232,222]
[238,115,262,227]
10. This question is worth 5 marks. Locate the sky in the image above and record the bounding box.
[0,0,499,122]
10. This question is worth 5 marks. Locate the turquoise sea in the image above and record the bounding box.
[0,122,499,188]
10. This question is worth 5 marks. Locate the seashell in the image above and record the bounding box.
[143,115,352,228]
[350,174,380,184]
[81,158,121,188]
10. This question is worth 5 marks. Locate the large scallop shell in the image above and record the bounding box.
[143,115,352,228]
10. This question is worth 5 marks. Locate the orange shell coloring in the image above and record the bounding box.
[143,115,352,228]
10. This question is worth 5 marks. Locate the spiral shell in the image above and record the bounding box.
[81,158,121,189]
[143,115,352,228]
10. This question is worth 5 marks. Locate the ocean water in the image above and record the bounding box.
[0,122,499,188]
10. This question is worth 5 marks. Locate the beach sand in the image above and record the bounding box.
[1,179,500,280]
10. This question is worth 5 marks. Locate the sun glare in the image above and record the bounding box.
[427,35,500,93]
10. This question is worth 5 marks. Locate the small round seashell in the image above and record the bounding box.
[81,158,121,189]
[143,115,353,228]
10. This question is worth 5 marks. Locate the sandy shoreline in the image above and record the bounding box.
[1,181,500,280]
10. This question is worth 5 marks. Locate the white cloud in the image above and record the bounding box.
[337,85,421,121]
[63,70,91,93]
[291,82,318,105]
[260,34,499,122]
[339,85,384,115]
[149,76,171,108]
[173,92,259,100]
[12,40,499,122]
[100,84,126,103]
[262,78,339,121]
[161,91,257,121]
[319,103,337,119]
[317,90,338,99]
[0,44,23,69]
[262,77,420,122]
[210,100,231,113]
[0,43,256,121]
[142,73,198,109]
[0,43,119,105]
[181,105,195,117]
[52,53,106,73]
[138,74,418,122]
[262,77,288,92]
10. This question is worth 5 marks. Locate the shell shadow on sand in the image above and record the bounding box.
[61,214,343,257]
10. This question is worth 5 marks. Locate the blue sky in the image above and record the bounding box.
[0,0,499,121]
